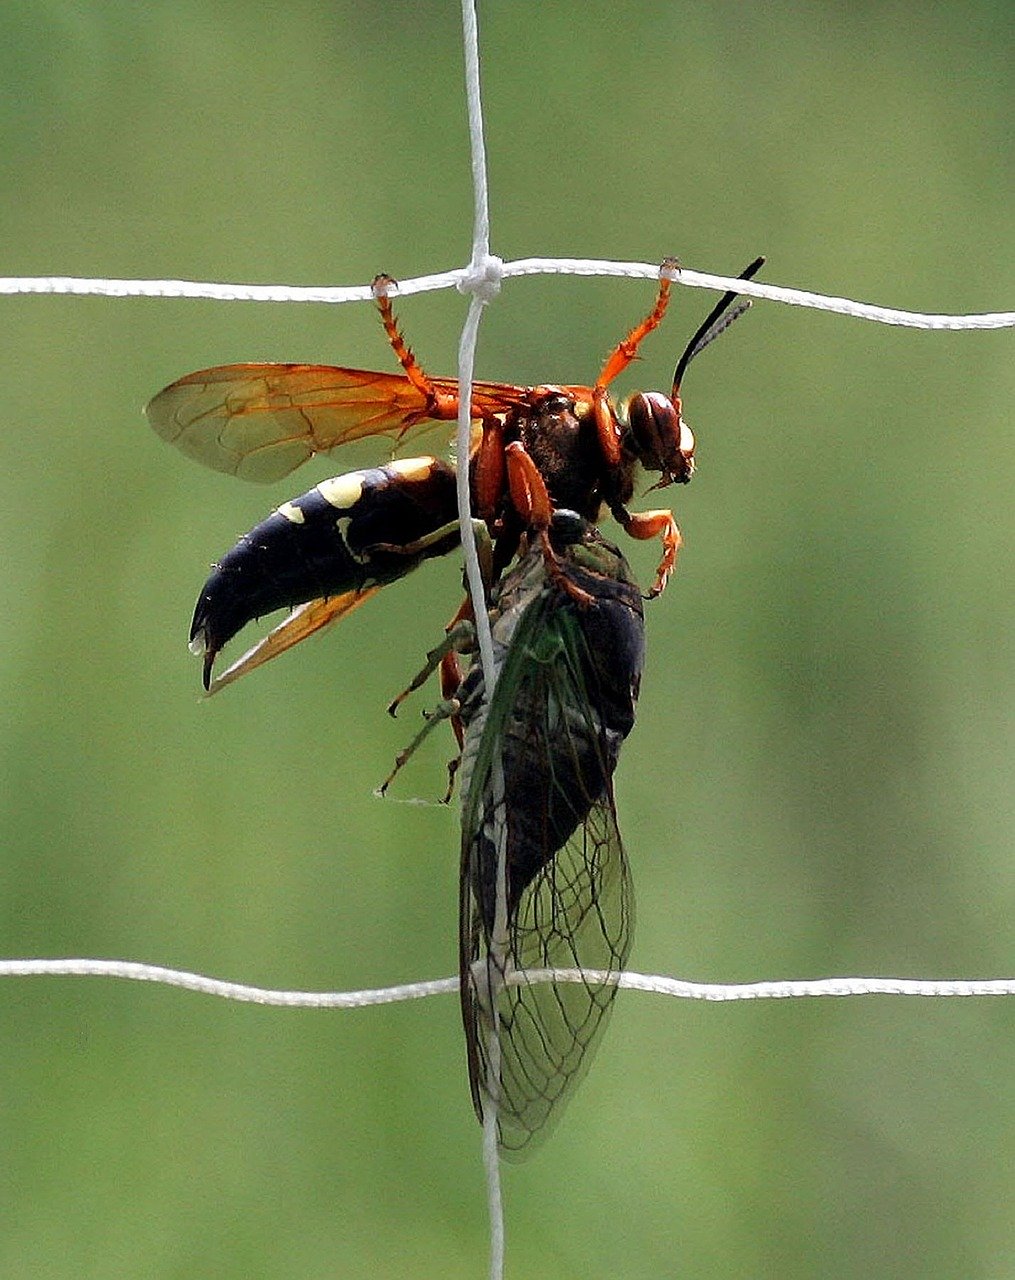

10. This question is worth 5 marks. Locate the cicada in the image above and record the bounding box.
[454,510,643,1154]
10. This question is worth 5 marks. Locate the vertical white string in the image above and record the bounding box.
[456,0,500,690]
[455,299,496,686]
[457,3,507,1278]
[458,287,507,1279]
[461,0,491,275]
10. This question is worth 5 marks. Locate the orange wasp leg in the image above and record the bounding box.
[471,417,505,521]
[615,505,683,599]
[505,442,594,606]
[590,258,680,467]
[372,274,460,420]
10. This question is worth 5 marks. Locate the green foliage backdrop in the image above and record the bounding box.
[1,3,1012,1276]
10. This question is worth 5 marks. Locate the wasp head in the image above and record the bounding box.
[622,390,695,489]
[622,255,765,494]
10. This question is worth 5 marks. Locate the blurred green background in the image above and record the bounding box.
[1,2,1012,1276]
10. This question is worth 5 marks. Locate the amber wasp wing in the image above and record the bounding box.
[145,358,525,690]
[144,363,526,483]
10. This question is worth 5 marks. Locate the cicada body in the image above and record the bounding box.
[454,511,644,1155]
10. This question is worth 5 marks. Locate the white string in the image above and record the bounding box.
[454,297,497,686]
[455,3,507,1276]
[455,0,499,690]
[4,957,1015,1003]
[2,260,1012,329]
[0,957,456,1004]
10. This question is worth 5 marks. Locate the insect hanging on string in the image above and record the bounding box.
[144,256,762,1152]
[146,257,762,692]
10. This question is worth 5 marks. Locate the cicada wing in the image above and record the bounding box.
[463,789,633,1159]
[459,599,635,1158]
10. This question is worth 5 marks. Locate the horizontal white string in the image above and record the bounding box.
[3,957,1014,1005]
[2,258,1012,330]
[0,957,458,1006]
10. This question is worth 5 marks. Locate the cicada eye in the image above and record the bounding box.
[625,391,695,485]
[548,508,587,549]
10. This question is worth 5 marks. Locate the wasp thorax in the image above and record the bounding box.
[624,390,695,485]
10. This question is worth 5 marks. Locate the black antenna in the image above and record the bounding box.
[672,256,765,393]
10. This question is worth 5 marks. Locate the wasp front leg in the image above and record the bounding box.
[504,442,594,606]
[589,259,681,468]
[613,504,682,598]
[594,258,679,390]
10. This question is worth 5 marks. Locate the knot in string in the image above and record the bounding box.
[457,254,503,303]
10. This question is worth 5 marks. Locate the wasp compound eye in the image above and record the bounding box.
[625,391,694,485]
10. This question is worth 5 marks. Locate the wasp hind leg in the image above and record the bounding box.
[372,274,459,420]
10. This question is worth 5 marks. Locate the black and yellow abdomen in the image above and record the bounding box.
[190,456,459,680]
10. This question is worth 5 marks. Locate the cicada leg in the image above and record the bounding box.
[385,615,476,719]
[374,694,464,799]
[377,612,478,799]
[379,518,493,797]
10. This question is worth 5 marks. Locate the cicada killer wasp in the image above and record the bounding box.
[144,258,761,1151]
[146,257,762,692]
